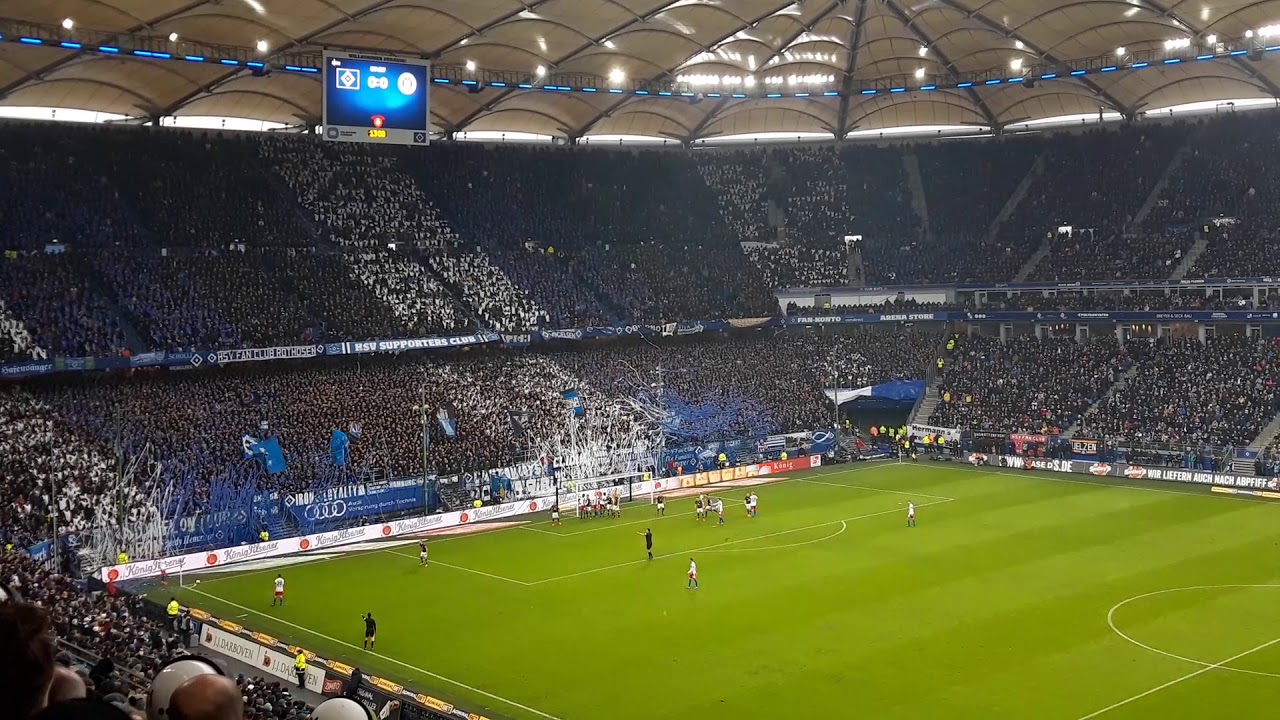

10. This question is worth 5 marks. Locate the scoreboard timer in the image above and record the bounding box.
[322,50,430,146]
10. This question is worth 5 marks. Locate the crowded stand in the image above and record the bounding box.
[1029,227,1193,281]
[1077,336,1280,448]
[929,334,1139,434]
[696,151,772,243]
[918,137,1041,246]
[1006,125,1187,282]
[745,245,848,288]
[0,254,128,361]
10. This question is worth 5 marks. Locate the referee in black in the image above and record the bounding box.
[362,612,376,651]
[639,528,653,560]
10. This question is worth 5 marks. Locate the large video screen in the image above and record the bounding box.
[322,50,430,146]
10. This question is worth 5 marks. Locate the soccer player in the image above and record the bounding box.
[686,558,699,590]
[907,501,916,528]
[694,497,704,521]
[639,528,653,560]
[418,540,429,566]
[362,613,377,651]
[748,492,758,518]
[272,574,285,607]
[551,504,561,527]
[613,488,622,517]
[714,498,725,525]
[656,494,665,516]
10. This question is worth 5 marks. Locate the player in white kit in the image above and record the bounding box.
[907,502,916,528]
[272,574,285,606]
[686,558,699,589]
[748,492,758,518]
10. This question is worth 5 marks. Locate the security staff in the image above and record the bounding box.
[118,551,129,565]
[717,452,728,469]
[780,450,788,461]
[946,337,956,353]
[936,357,944,371]
[259,530,270,543]
[937,436,947,454]
[167,597,181,632]
[295,651,307,689]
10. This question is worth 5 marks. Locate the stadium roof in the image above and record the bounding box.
[2,1,1280,141]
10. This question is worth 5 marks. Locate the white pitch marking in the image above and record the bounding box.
[186,586,564,720]
[527,498,954,585]
[1075,636,1280,719]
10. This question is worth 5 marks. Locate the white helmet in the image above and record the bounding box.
[146,655,224,720]
[309,697,375,720]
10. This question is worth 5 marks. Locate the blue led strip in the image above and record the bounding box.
[1,32,1271,103]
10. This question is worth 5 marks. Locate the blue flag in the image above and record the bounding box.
[241,434,287,474]
[562,389,586,418]
[330,429,350,467]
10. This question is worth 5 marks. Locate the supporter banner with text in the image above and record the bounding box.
[965,453,1280,492]
[285,481,425,532]
[12,306,1280,379]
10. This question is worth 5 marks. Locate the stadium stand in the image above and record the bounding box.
[1077,337,1280,448]
[0,253,128,361]
[929,334,1140,434]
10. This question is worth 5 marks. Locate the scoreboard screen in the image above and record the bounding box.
[322,50,430,146]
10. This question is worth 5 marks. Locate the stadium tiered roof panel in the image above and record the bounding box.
[2,0,1279,139]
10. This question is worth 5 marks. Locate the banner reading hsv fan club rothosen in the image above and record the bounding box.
[967,454,1280,491]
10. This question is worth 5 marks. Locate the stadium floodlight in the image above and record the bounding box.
[535,65,546,77]
[1115,46,1126,56]
[256,39,268,52]
[1164,38,1191,50]
[1205,34,1217,45]
[603,39,615,48]
[465,60,476,71]
[1246,29,1255,38]
[1010,58,1023,71]
[915,67,925,79]
[1014,40,1024,50]
[169,32,179,42]
[62,18,74,30]
[610,67,626,84]
[918,46,928,56]
[1259,25,1280,38]
[744,75,756,87]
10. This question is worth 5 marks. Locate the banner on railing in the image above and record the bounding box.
[285,482,425,532]
[15,303,1280,380]
[966,454,1280,492]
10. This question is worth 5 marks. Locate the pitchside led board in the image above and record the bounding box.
[322,50,430,146]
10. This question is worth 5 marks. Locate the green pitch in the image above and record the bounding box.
[169,462,1280,719]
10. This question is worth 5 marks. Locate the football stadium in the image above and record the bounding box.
[5,1,1280,719]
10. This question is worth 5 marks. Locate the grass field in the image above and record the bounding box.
[167,462,1280,719]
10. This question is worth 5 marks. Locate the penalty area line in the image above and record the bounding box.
[379,549,532,586]
[185,586,565,720]
[1075,635,1280,719]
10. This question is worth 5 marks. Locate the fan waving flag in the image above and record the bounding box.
[562,389,586,417]
[508,410,529,436]
[330,429,350,467]
[241,434,287,474]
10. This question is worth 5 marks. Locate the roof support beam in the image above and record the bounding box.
[835,0,869,137]
[0,0,214,104]
[1138,0,1280,100]
[882,0,1000,129]
[684,96,731,142]
[929,0,1131,117]
[754,0,843,71]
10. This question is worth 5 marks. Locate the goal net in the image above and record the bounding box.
[560,470,654,519]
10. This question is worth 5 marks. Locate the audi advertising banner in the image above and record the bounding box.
[968,453,1280,492]
[286,482,425,531]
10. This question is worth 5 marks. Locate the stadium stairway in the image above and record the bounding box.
[1239,412,1280,473]
[902,154,933,246]
[66,251,147,354]
[1169,232,1209,280]
[1011,236,1051,283]
[908,380,942,427]
[1131,144,1192,229]
[1064,363,1143,440]
[985,149,1047,249]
